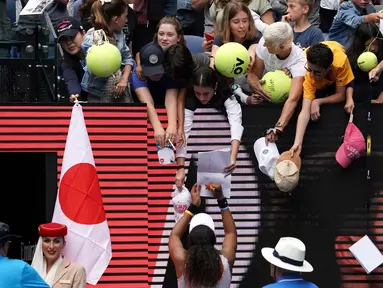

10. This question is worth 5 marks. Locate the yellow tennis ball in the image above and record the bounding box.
[86,43,122,77]
[357,52,378,72]
[261,70,292,104]
[214,42,250,78]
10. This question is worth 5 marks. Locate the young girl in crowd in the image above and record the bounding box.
[81,0,134,103]
[210,2,258,71]
[210,0,274,34]
[175,66,244,189]
[55,17,87,102]
[345,23,383,113]
[169,183,236,288]
[135,16,186,80]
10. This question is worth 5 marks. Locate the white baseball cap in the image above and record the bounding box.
[254,137,280,180]
[189,213,215,234]
[171,186,191,223]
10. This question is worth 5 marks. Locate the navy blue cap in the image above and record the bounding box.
[139,42,165,77]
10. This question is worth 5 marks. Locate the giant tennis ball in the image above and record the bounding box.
[261,70,292,103]
[86,43,122,77]
[214,42,250,78]
[357,52,378,72]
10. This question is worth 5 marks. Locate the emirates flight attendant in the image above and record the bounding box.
[31,223,86,288]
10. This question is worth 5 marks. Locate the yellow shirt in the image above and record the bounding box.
[303,41,354,100]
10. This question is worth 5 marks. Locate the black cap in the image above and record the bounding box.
[0,222,21,244]
[140,42,165,77]
[55,17,84,40]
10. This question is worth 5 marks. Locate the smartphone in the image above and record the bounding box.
[204,32,214,41]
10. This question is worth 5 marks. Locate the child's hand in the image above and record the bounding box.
[365,12,383,23]
[115,78,128,95]
[202,40,214,52]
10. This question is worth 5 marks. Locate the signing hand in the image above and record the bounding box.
[207,183,224,199]
[369,66,382,82]
[191,184,201,206]
[310,99,321,121]
[265,128,283,144]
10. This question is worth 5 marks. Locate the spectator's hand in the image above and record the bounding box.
[282,14,291,22]
[265,128,283,144]
[369,66,382,82]
[177,127,186,147]
[246,94,264,105]
[69,94,79,103]
[136,65,145,80]
[191,184,201,206]
[249,79,271,102]
[115,77,128,95]
[371,99,383,103]
[165,125,177,146]
[175,169,185,191]
[207,183,224,199]
[310,99,321,121]
[365,12,383,23]
[202,40,214,52]
[223,156,236,177]
[279,67,292,78]
[154,126,166,148]
[290,142,302,157]
[344,98,355,114]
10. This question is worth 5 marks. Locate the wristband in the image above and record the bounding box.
[185,210,194,217]
[220,206,229,211]
[217,198,228,209]
[186,203,198,216]
[177,165,185,170]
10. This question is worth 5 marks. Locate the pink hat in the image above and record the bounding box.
[336,122,366,168]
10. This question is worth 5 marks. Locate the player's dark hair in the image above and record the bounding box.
[306,43,333,70]
[184,225,222,287]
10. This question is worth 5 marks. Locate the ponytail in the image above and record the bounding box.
[185,225,222,287]
[90,0,128,44]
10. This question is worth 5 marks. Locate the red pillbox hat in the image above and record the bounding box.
[38,223,68,237]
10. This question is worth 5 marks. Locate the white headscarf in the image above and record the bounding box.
[31,237,63,287]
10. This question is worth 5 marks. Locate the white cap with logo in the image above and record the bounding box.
[254,137,280,180]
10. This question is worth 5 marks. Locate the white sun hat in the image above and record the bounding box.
[261,237,314,272]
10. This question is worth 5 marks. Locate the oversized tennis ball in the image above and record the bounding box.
[86,43,122,77]
[357,52,378,72]
[214,42,250,78]
[261,70,292,103]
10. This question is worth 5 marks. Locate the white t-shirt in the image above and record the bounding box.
[256,37,307,78]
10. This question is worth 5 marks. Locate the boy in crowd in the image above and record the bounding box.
[247,22,306,143]
[328,0,381,49]
[290,42,354,156]
[283,0,324,49]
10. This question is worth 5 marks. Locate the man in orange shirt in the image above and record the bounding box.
[290,41,354,156]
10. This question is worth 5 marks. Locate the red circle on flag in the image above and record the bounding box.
[59,163,106,225]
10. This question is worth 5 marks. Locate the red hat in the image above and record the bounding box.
[38,223,68,237]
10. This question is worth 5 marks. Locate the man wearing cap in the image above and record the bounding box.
[261,237,318,287]
[31,223,86,288]
[132,42,185,148]
[0,222,50,287]
[55,17,87,103]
